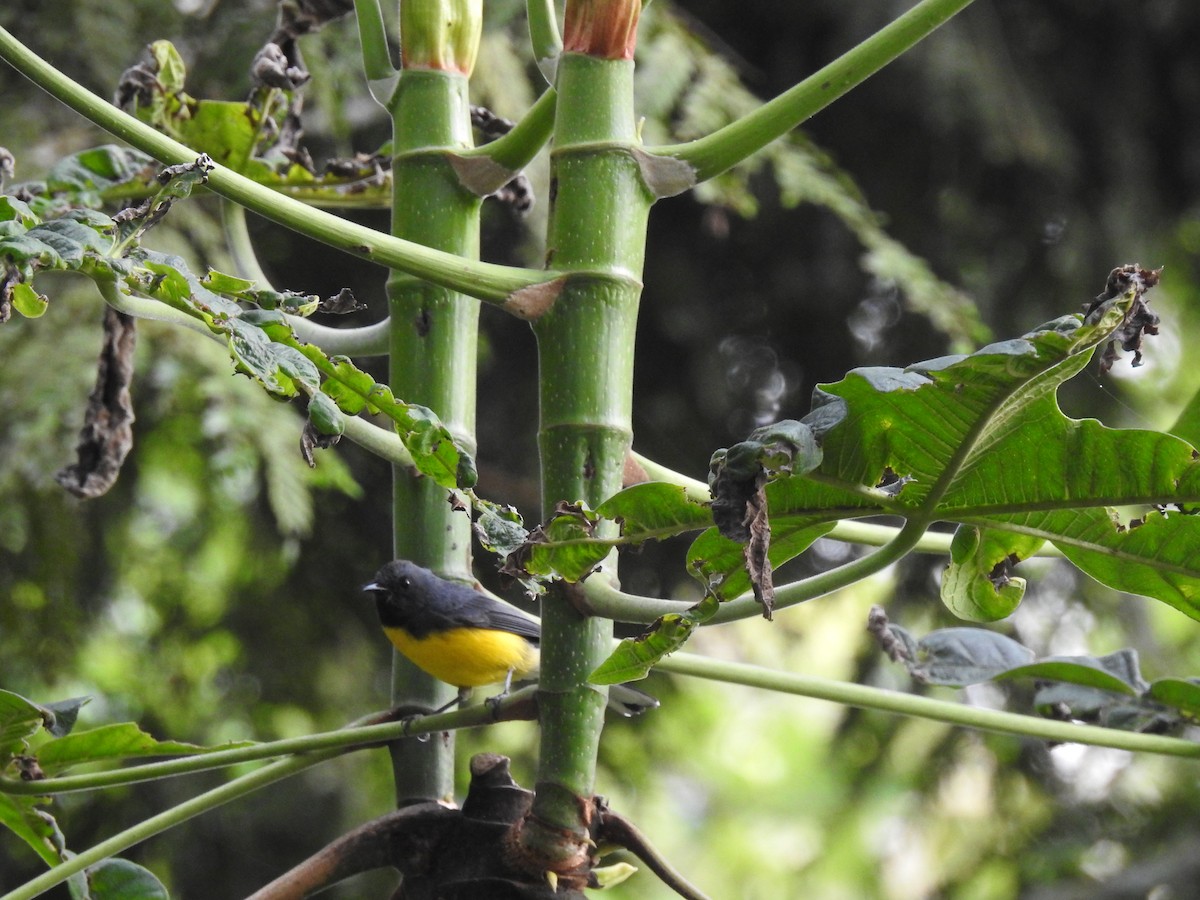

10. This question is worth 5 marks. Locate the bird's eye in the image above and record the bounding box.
[398,577,411,590]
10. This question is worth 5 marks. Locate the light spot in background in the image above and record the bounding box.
[1050,744,1132,801]
[717,335,799,434]
[848,280,903,354]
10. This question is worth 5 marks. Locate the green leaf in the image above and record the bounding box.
[44,146,156,201]
[738,271,1200,619]
[909,628,1036,686]
[34,722,255,775]
[0,689,47,759]
[686,517,835,601]
[0,794,61,867]
[591,592,721,683]
[1147,678,1200,719]
[940,525,1045,622]
[996,657,1143,696]
[148,40,187,93]
[305,390,345,437]
[473,499,529,559]
[0,195,37,226]
[71,858,169,900]
[10,281,48,317]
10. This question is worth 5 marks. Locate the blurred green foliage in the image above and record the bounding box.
[2,1,1200,898]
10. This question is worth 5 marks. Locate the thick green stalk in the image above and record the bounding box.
[523,43,653,869]
[382,14,483,804]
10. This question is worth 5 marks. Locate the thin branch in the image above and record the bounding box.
[654,653,1200,760]
[0,694,536,798]
[652,0,978,186]
[586,519,930,624]
[353,0,398,103]
[0,753,340,900]
[526,0,563,84]
[0,25,551,307]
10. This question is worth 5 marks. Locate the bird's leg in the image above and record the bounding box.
[484,668,516,719]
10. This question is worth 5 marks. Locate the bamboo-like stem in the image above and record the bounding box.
[522,30,653,871]
[652,0,978,187]
[0,26,548,305]
[381,9,484,805]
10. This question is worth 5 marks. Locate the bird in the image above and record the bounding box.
[362,559,657,716]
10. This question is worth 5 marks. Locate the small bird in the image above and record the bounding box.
[363,559,657,716]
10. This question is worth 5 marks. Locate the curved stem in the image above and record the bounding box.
[0,26,549,305]
[526,0,563,83]
[0,696,532,798]
[586,519,929,624]
[653,0,978,184]
[219,200,271,285]
[0,753,336,900]
[353,0,399,102]
[655,652,1200,760]
[457,86,557,171]
[287,315,392,355]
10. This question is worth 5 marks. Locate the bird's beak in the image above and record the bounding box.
[362,582,381,594]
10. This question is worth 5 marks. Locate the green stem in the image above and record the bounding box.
[219,199,271,286]
[0,25,548,306]
[655,653,1200,760]
[1,753,336,900]
[341,414,414,467]
[526,0,563,83]
[382,41,484,799]
[353,0,398,102]
[0,699,527,798]
[585,518,929,624]
[521,47,652,870]
[456,85,557,169]
[653,0,978,185]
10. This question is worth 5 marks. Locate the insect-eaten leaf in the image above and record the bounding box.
[501,483,714,585]
[940,526,1045,622]
[591,593,721,683]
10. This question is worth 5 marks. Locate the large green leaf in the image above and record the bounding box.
[692,268,1200,620]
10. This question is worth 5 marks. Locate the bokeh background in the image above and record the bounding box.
[2,1,1200,897]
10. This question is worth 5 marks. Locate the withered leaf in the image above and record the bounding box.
[55,308,137,498]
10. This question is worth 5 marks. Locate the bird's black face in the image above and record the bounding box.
[363,560,432,632]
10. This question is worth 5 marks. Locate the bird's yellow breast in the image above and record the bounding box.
[382,625,539,688]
